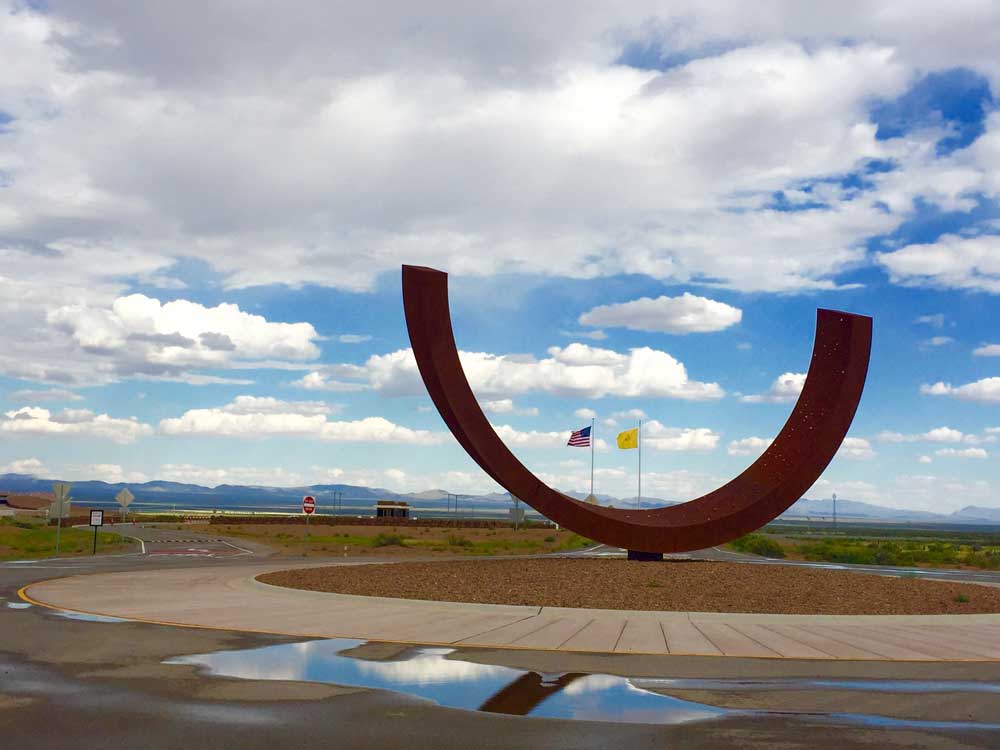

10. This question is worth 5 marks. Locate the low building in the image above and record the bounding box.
[375,500,410,519]
[0,492,53,517]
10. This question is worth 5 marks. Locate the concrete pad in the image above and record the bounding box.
[689,622,781,658]
[660,619,720,655]
[615,619,667,653]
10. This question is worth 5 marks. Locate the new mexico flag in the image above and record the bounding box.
[617,427,638,449]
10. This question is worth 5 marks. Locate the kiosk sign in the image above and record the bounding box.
[89,509,104,555]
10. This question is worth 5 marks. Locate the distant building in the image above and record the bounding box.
[375,500,410,519]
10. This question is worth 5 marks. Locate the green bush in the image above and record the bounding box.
[447,534,474,547]
[373,533,407,547]
[730,533,786,559]
[543,536,556,543]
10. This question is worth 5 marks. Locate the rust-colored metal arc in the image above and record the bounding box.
[402,264,872,554]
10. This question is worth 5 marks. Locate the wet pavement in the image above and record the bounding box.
[1,527,999,748]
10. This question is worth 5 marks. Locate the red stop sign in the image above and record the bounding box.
[302,495,316,514]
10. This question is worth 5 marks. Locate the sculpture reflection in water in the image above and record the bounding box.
[402,264,873,557]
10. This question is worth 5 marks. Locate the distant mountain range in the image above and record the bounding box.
[1,472,997,524]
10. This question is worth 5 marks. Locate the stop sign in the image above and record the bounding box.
[302,495,316,515]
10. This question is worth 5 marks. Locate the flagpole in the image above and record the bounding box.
[637,419,642,510]
[590,417,595,498]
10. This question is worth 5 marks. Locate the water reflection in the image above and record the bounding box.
[167,639,1000,729]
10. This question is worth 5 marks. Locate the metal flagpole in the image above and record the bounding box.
[637,419,642,510]
[590,417,595,498]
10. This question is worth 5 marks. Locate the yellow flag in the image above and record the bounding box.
[617,427,638,449]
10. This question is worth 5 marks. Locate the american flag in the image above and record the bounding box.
[567,425,592,447]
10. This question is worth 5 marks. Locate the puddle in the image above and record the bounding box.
[632,678,1000,694]
[48,609,131,623]
[168,639,1000,729]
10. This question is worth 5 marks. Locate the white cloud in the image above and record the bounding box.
[877,235,1000,293]
[0,457,46,475]
[159,463,309,488]
[739,372,806,403]
[7,388,84,402]
[887,474,994,513]
[338,334,372,344]
[63,463,149,484]
[574,408,597,420]
[158,397,445,444]
[935,447,989,459]
[837,437,875,460]
[578,293,742,334]
[492,423,608,450]
[920,336,953,347]
[611,409,647,420]
[915,314,946,328]
[642,421,720,452]
[921,378,1000,404]
[728,436,773,456]
[973,344,1000,357]
[0,406,152,444]
[481,399,539,416]
[873,426,993,444]
[291,371,368,392]
[917,455,933,464]
[336,344,723,401]
[43,294,321,385]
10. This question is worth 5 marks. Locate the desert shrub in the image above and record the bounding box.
[373,533,406,547]
[731,533,786,559]
[544,536,556,543]
[447,534,474,547]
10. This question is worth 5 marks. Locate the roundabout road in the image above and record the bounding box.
[20,559,1000,661]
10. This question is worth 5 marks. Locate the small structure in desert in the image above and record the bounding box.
[375,500,410,519]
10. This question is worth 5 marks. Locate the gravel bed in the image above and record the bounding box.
[257,558,1000,615]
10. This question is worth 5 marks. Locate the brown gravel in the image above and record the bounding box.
[257,558,1000,615]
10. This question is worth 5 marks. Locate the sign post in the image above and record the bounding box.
[52,481,72,556]
[302,495,315,531]
[115,488,135,523]
[89,509,104,555]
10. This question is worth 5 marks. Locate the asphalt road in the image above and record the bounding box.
[1,525,997,749]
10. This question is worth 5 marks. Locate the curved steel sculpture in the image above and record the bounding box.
[402,264,872,555]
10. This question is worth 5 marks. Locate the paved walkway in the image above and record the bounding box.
[22,562,1000,661]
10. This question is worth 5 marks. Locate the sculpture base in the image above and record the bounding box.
[626,550,664,562]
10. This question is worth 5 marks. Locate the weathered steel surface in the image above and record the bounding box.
[402,264,872,554]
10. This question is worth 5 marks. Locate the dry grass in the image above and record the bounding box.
[194,522,591,558]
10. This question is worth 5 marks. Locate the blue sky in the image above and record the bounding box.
[1,1,998,512]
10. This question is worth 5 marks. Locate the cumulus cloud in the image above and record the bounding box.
[330,345,723,401]
[158,396,444,444]
[915,314,946,328]
[920,336,953,347]
[935,447,989,459]
[973,344,1000,356]
[921,378,1000,403]
[0,457,47,475]
[493,423,608,450]
[158,464,310,488]
[44,294,321,385]
[578,293,741,334]
[877,235,1000,293]
[728,436,773,456]
[837,437,875,459]
[574,408,597,419]
[291,372,368,392]
[739,372,806,403]
[481,399,538,416]
[873,426,994,444]
[0,406,152,444]
[642,421,720,452]
[63,463,149,483]
[338,334,372,344]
